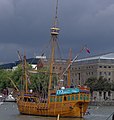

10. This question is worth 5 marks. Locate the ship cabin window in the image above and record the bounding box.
[71,95,75,100]
[68,96,70,101]
[56,97,62,102]
[50,97,53,102]
[76,95,78,100]
[60,97,62,102]
[57,97,59,102]
[64,96,67,101]
[86,95,89,100]
[50,97,57,102]
[80,94,83,100]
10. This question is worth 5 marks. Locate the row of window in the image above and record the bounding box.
[53,65,112,72]
[99,66,111,68]
[50,94,89,102]
[86,72,94,76]
[72,65,112,70]
[99,72,111,76]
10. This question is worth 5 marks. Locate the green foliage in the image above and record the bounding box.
[95,76,111,91]
[85,76,111,92]
[0,64,58,96]
[0,69,12,91]
[29,71,49,93]
[84,77,97,93]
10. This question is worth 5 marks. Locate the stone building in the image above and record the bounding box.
[71,53,114,86]
[70,53,114,101]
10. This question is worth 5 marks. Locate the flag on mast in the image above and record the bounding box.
[85,47,90,53]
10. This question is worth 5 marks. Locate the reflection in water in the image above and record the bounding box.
[0,102,114,120]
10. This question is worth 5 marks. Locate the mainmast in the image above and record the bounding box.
[48,0,60,98]
[17,51,28,94]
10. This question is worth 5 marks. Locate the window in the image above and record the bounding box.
[108,78,110,81]
[71,95,75,100]
[64,96,67,101]
[76,95,78,100]
[60,97,62,102]
[80,94,83,100]
[109,72,111,76]
[68,96,70,101]
[104,72,107,75]
[59,67,62,70]
[50,97,53,102]
[99,91,102,96]
[57,97,59,102]
[100,72,102,75]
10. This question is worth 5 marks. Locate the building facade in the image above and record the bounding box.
[71,53,114,86]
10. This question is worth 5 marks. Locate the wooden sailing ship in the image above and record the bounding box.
[17,0,90,118]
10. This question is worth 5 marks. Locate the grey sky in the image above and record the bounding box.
[0,0,114,63]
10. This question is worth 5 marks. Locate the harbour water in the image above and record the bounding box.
[0,102,114,120]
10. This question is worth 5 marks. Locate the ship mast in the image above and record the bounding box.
[24,54,28,94]
[48,0,60,98]
[17,51,28,94]
[67,48,72,87]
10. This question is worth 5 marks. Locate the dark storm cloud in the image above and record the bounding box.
[0,0,114,62]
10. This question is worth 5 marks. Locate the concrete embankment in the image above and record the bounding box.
[89,101,114,106]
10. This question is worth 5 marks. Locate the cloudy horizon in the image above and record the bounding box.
[0,0,114,63]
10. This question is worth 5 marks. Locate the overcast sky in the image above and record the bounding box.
[0,0,114,63]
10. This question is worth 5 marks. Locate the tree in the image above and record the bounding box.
[95,76,111,91]
[0,69,12,91]
[85,76,111,93]
[85,77,97,94]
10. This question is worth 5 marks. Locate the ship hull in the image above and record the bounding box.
[17,93,90,117]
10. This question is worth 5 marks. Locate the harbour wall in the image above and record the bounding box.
[89,101,114,106]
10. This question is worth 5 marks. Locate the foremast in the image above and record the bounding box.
[48,0,60,102]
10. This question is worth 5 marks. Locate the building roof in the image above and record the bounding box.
[76,53,114,62]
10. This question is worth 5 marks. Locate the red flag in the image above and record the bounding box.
[85,47,90,53]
